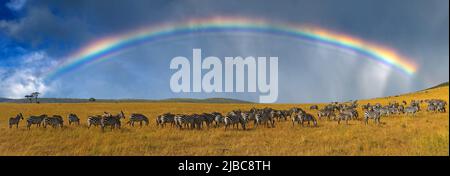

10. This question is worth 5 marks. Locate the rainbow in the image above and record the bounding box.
[44,17,417,80]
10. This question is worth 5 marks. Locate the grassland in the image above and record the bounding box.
[0,86,448,156]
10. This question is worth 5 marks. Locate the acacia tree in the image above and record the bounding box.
[31,92,40,103]
[24,95,33,103]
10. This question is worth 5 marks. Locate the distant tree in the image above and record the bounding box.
[89,98,96,102]
[24,95,33,103]
[31,92,40,103]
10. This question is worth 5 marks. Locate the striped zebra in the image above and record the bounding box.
[68,114,80,125]
[8,113,23,129]
[87,115,102,129]
[127,113,149,127]
[427,104,436,112]
[101,111,125,131]
[255,111,275,128]
[157,113,175,128]
[317,109,336,121]
[213,114,224,128]
[378,107,390,117]
[43,115,64,128]
[404,106,419,115]
[175,114,194,129]
[293,112,318,127]
[337,112,351,125]
[26,114,47,129]
[200,113,216,128]
[310,105,319,110]
[192,114,206,130]
[224,112,248,131]
[364,110,381,125]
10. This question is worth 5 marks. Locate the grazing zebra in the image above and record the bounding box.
[337,113,351,125]
[43,115,64,128]
[388,107,400,115]
[200,113,216,128]
[301,113,318,127]
[255,111,275,128]
[317,109,335,120]
[427,104,437,112]
[224,112,248,131]
[364,111,381,125]
[213,114,224,128]
[26,114,47,129]
[293,112,318,127]
[68,114,80,125]
[8,113,24,129]
[192,114,206,129]
[127,113,149,127]
[175,114,195,129]
[340,109,358,120]
[157,113,175,128]
[404,106,419,115]
[378,107,390,117]
[242,111,257,126]
[87,115,102,129]
[101,111,125,131]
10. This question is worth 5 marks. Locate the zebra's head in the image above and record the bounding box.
[18,113,24,120]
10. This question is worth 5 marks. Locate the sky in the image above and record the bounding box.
[0,0,448,103]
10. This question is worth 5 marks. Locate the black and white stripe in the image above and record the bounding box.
[8,113,23,129]
[101,111,125,131]
[364,110,381,125]
[128,113,149,127]
[43,115,64,128]
[26,114,47,129]
[68,113,80,125]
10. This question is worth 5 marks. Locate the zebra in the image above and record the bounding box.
[157,113,175,128]
[87,115,102,129]
[436,102,446,113]
[213,114,224,128]
[242,111,257,127]
[317,109,335,121]
[26,114,47,129]
[378,107,390,117]
[100,111,125,131]
[404,106,419,115]
[310,105,319,110]
[68,113,80,125]
[224,112,248,131]
[127,113,149,127]
[200,113,216,128]
[337,112,351,125]
[427,104,437,112]
[364,110,381,125]
[255,111,275,128]
[42,115,64,128]
[293,112,318,127]
[192,114,206,130]
[340,109,358,120]
[8,113,24,129]
[175,114,194,129]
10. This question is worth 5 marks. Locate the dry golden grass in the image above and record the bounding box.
[0,86,448,156]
